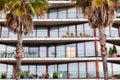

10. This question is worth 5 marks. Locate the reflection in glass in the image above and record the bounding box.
[48,45,55,57]
[37,27,47,37]
[77,43,84,57]
[29,47,38,58]
[1,27,8,38]
[68,8,76,19]
[85,42,95,56]
[50,27,58,38]
[69,63,78,78]
[56,45,65,57]
[37,65,46,77]
[48,65,57,78]
[87,62,96,78]
[58,8,66,19]
[59,26,68,37]
[79,62,86,78]
[49,10,57,19]
[40,46,47,58]
[58,64,67,79]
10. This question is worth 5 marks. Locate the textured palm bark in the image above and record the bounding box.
[15,29,22,80]
[99,26,108,80]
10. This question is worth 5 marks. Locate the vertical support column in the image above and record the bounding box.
[46,45,48,57]
[0,25,2,37]
[118,25,120,37]
[65,44,66,57]
[67,63,69,79]
[38,45,40,58]
[12,64,16,79]
[6,64,8,79]
[96,61,99,78]
[46,64,48,77]
[76,43,78,57]
[66,8,68,19]
[55,44,56,57]
[36,65,37,75]
[78,62,79,78]
[48,27,50,37]
[86,62,88,79]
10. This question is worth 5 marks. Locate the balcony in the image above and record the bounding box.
[0,57,119,64]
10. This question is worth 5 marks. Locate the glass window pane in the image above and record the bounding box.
[56,45,65,58]
[84,23,94,36]
[111,27,118,37]
[30,65,36,74]
[69,63,78,78]
[29,47,38,58]
[66,44,76,58]
[79,62,86,78]
[50,27,58,38]
[37,27,47,37]
[49,10,57,19]
[59,26,68,37]
[40,46,46,58]
[48,65,57,78]
[8,65,13,79]
[58,64,67,79]
[68,8,76,19]
[87,62,96,78]
[77,24,83,36]
[2,27,8,38]
[37,65,46,76]
[69,25,75,36]
[77,43,84,57]
[58,8,66,19]
[85,42,95,56]
[48,45,55,57]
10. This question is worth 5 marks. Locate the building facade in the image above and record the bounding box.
[0,0,120,79]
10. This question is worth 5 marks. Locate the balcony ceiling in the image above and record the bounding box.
[1,57,120,65]
[0,37,99,45]
[0,57,102,65]
[0,19,120,26]
[0,37,120,45]
[49,1,73,8]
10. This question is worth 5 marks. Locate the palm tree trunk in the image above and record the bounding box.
[15,32,22,80]
[15,20,23,80]
[98,26,108,80]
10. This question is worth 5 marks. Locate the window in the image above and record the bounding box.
[1,27,8,38]
[37,65,46,76]
[68,8,76,19]
[58,64,67,79]
[40,46,47,58]
[50,27,58,38]
[69,63,78,78]
[85,42,95,56]
[79,62,86,78]
[49,10,57,19]
[87,62,96,78]
[77,43,85,57]
[69,25,76,36]
[48,45,55,57]
[59,26,68,37]
[48,65,57,78]
[58,8,66,19]
[84,23,94,36]
[37,27,47,37]
[56,45,65,57]
[29,46,38,58]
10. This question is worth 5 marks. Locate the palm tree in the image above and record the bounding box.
[71,0,119,80]
[0,0,49,80]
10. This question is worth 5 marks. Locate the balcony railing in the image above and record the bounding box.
[0,71,119,79]
[1,30,119,38]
